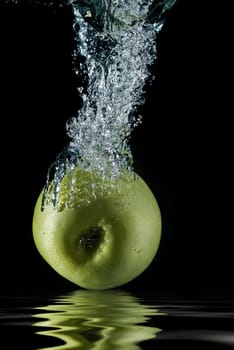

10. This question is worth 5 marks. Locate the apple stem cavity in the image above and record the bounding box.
[78,227,104,250]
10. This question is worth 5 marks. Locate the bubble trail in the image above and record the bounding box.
[43,0,176,209]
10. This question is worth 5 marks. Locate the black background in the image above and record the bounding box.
[0,0,233,296]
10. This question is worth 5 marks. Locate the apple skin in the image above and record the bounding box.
[32,169,161,290]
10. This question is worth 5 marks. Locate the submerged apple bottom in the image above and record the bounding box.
[32,174,162,290]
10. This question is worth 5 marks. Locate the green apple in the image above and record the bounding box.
[32,167,161,290]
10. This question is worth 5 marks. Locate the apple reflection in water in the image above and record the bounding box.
[33,290,162,350]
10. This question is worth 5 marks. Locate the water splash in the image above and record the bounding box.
[42,0,176,209]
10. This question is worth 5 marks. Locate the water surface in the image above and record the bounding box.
[1,290,234,349]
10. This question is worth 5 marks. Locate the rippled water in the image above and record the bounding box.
[1,291,234,349]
